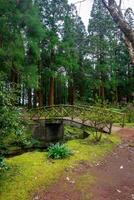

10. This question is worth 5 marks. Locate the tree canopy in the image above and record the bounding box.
[0,0,133,107]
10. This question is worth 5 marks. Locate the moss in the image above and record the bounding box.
[64,125,84,139]
[0,134,120,200]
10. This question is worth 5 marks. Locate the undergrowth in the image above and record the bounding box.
[0,134,120,200]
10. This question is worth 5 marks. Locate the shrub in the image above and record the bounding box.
[0,79,26,152]
[47,143,72,159]
[0,157,8,174]
[92,131,103,143]
[125,104,134,123]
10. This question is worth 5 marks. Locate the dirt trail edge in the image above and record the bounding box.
[33,128,134,200]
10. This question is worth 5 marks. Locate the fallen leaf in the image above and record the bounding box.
[70,180,75,184]
[120,165,123,169]
[116,189,121,193]
[33,196,39,200]
[66,177,70,181]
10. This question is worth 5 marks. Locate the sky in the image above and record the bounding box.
[68,0,134,29]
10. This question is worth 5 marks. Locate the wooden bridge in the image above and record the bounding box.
[25,105,125,134]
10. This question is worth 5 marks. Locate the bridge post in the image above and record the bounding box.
[121,113,125,128]
[71,105,74,120]
[60,105,63,119]
[109,122,113,134]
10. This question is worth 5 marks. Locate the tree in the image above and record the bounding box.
[60,4,87,104]
[0,0,44,107]
[87,0,116,101]
[61,5,79,104]
[102,0,134,64]
[86,0,132,103]
[35,0,69,105]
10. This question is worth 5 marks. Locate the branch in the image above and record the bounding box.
[74,0,87,5]
[102,0,134,63]
[118,0,122,9]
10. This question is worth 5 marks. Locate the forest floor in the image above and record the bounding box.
[34,127,134,200]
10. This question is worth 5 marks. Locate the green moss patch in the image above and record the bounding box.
[0,134,120,200]
[64,125,84,139]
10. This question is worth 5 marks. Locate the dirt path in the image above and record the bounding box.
[33,128,134,200]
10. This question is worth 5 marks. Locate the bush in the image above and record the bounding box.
[92,131,103,143]
[0,79,26,151]
[125,104,134,123]
[0,157,8,173]
[47,143,72,159]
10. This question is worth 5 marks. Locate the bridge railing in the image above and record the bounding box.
[28,105,91,120]
[27,104,125,128]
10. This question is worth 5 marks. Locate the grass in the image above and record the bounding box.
[0,133,120,200]
[124,123,134,128]
[114,122,134,128]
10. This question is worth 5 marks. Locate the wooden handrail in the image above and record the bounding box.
[23,104,126,134]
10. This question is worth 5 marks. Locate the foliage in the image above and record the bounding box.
[0,134,120,200]
[89,102,112,142]
[47,143,72,159]
[0,0,133,107]
[0,157,8,173]
[64,125,85,140]
[87,0,133,103]
[0,80,26,152]
[124,103,134,123]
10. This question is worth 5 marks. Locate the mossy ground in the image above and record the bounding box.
[114,122,134,128]
[0,133,120,200]
[124,123,134,128]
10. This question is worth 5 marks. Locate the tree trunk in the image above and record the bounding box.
[33,89,37,108]
[38,90,44,107]
[28,88,32,108]
[11,69,18,85]
[68,81,75,105]
[99,83,105,102]
[48,77,54,106]
[79,83,84,101]
[22,84,25,106]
